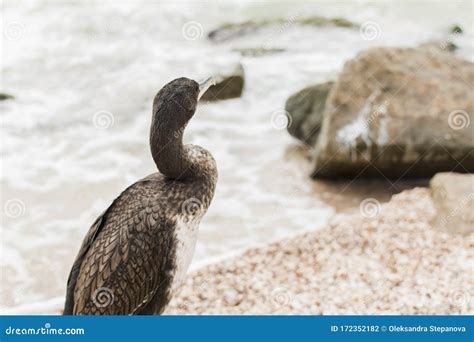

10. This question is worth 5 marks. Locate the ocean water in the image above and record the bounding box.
[1,0,472,313]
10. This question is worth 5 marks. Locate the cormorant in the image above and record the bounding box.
[64,77,217,315]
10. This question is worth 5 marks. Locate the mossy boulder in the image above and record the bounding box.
[0,93,14,101]
[208,16,358,43]
[285,82,333,146]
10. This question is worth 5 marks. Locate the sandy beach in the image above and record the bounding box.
[167,188,473,315]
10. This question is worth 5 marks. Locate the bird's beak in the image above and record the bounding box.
[198,77,216,100]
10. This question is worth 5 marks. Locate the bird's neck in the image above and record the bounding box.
[150,123,196,180]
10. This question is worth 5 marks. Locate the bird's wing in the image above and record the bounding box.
[64,212,106,314]
[70,181,176,315]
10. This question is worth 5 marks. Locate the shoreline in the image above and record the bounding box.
[3,188,472,315]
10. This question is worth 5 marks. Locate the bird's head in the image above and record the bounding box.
[152,77,215,131]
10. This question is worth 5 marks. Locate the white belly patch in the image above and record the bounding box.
[172,216,199,290]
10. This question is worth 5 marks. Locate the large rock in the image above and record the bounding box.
[430,172,474,235]
[285,82,333,146]
[199,64,244,102]
[311,47,474,178]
